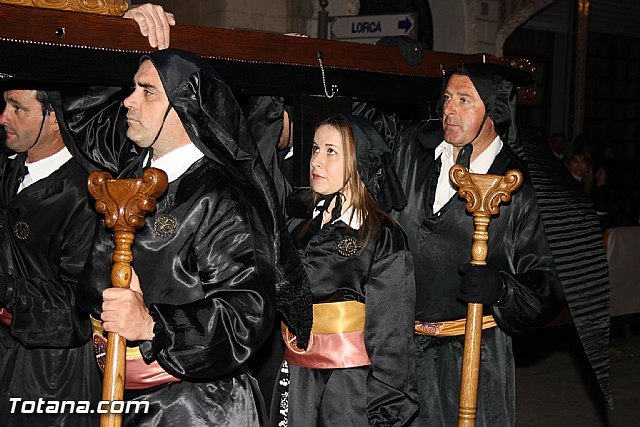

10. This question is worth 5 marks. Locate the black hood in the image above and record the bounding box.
[140,49,257,167]
[346,114,406,211]
[141,49,313,347]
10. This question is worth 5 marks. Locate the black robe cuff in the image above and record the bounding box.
[0,273,15,309]
[491,273,510,307]
[140,307,165,364]
[139,339,154,363]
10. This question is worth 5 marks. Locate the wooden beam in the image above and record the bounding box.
[0,3,481,102]
[0,0,128,16]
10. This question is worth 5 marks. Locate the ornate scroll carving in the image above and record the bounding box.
[449,165,523,259]
[88,168,168,231]
[0,0,128,16]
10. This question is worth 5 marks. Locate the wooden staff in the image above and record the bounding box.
[449,164,523,427]
[87,168,168,427]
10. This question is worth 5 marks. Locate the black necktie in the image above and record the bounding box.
[425,155,442,216]
[12,155,28,197]
[22,166,32,188]
[456,144,473,169]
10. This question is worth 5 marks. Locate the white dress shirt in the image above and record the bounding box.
[432,136,503,214]
[18,146,73,193]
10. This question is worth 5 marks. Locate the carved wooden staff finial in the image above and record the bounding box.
[449,164,523,427]
[87,167,168,427]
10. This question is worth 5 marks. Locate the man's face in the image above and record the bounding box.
[0,90,54,154]
[441,74,488,148]
[566,154,590,178]
[123,60,184,155]
[550,135,566,154]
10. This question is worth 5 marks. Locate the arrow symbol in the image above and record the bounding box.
[398,17,412,33]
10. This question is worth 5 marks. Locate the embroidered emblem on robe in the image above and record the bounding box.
[153,214,178,237]
[93,334,107,371]
[336,236,361,256]
[13,220,30,240]
[414,321,445,335]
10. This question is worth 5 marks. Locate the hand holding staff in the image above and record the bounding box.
[449,164,523,427]
[87,168,168,427]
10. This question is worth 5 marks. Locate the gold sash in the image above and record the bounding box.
[312,300,366,334]
[283,300,370,369]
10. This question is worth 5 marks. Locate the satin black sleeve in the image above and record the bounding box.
[142,190,277,380]
[352,102,401,154]
[1,192,95,348]
[59,86,132,175]
[491,193,566,334]
[245,95,292,214]
[364,225,419,426]
[352,102,439,176]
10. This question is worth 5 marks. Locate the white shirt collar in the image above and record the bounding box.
[434,135,503,174]
[434,140,452,164]
[21,146,72,189]
[312,199,362,230]
[150,143,205,182]
[470,135,503,174]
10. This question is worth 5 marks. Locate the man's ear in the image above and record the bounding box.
[484,115,496,135]
[49,111,60,133]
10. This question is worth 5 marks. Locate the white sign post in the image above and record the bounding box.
[330,13,418,44]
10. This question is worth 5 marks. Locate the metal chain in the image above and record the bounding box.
[317,51,338,98]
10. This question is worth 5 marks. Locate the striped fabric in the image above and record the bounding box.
[511,125,612,407]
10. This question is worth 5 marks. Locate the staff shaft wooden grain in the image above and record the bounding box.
[449,165,522,427]
[101,231,135,427]
[458,215,490,427]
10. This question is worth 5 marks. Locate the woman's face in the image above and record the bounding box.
[310,124,346,196]
[566,154,590,178]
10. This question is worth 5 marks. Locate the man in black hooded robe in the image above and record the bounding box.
[355,62,611,426]
[0,87,101,427]
[60,49,311,426]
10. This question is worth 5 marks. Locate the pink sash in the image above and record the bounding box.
[91,317,181,390]
[283,301,371,369]
[0,308,11,327]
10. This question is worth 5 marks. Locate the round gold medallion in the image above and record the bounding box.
[13,220,30,240]
[153,214,178,237]
[336,236,361,256]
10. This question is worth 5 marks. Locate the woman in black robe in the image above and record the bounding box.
[275,115,418,426]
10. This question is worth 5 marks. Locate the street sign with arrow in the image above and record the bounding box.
[330,12,418,44]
